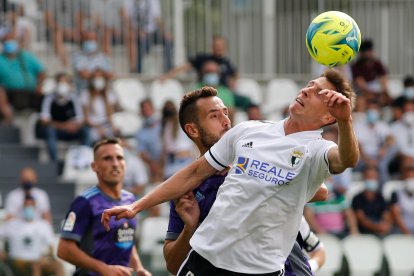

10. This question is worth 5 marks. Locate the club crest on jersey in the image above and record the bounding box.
[290,150,304,167]
[236,156,249,174]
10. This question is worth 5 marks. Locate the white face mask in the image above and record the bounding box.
[56,82,71,97]
[405,178,414,193]
[403,112,414,125]
[404,87,414,100]
[93,77,106,90]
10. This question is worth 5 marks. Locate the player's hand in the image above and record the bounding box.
[319,89,352,122]
[136,268,152,276]
[175,191,200,230]
[101,203,136,231]
[102,265,133,276]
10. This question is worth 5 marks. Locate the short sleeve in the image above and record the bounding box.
[165,201,184,241]
[204,123,245,170]
[60,197,93,242]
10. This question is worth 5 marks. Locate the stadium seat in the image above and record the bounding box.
[61,145,96,195]
[345,181,365,202]
[234,110,248,125]
[112,111,142,138]
[388,78,403,99]
[113,78,147,113]
[342,234,383,276]
[235,78,263,105]
[150,79,184,111]
[316,234,343,276]
[262,78,299,115]
[382,180,403,201]
[139,217,169,273]
[383,234,414,276]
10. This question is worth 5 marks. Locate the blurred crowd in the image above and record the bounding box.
[0,0,414,275]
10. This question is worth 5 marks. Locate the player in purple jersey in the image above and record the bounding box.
[57,138,151,276]
[164,87,323,275]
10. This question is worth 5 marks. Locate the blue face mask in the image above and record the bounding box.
[202,73,220,86]
[365,180,379,192]
[23,207,35,221]
[3,40,19,54]
[366,109,380,124]
[404,87,414,100]
[82,40,97,54]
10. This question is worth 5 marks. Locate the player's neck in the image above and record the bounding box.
[98,182,122,200]
[284,117,321,135]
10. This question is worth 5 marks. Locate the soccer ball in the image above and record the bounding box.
[306,11,361,67]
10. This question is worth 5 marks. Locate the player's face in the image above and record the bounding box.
[92,144,125,187]
[290,77,337,120]
[196,96,231,148]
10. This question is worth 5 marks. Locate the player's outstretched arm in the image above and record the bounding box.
[101,157,217,231]
[320,89,359,173]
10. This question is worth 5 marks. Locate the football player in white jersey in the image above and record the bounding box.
[102,68,359,275]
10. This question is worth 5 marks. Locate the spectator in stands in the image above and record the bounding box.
[0,3,31,49]
[352,166,392,236]
[353,100,397,185]
[195,60,236,122]
[304,176,359,238]
[135,98,163,183]
[389,166,414,234]
[392,76,414,117]
[123,0,173,73]
[72,30,113,92]
[37,72,91,161]
[391,100,414,168]
[0,195,64,276]
[41,0,85,65]
[161,35,236,87]
[351,39,392,107]
[119,138,149,197]
[4,167,52,224]
[0,86,13,124]
[161,100,195,179]
[81,69,119,143]
[57,138,151,276]
[0,31,45,111]
[247,103,264,120]
[90,0,124,57]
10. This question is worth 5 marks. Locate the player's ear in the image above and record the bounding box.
[91,161,97,172]
[323,113,336,125]
[184,123,199,139]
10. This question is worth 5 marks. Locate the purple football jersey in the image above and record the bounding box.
[61,186,137,276]
[166,174,225,240]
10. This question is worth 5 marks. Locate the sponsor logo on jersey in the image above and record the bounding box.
[242,141,253,148]
[114,221,134,249]
[236,156,297,186]
[63,211,76,231]
[236,156,249,174]
[195,191,205,202]
[290,150,304,167]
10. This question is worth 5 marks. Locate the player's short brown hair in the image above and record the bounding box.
[93,137,121,156]
[178,86,218,135]
[322,68,356,110]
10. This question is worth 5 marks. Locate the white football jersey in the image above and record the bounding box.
[190,120,335,273]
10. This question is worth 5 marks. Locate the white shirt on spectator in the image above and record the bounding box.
[0,218,54,261]
[390,120,414,158]
[353,120,393,158]
[4,188,50,220]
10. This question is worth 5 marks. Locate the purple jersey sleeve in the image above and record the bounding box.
[165,201,184,241]
[60,196,92,242]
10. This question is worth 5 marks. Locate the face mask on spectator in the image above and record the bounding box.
[56,82,71,97]
[404,87,414,100]
[366,109,379,124]
[405,178,414,194]
[92,77,106,90]
[3,40,19,54]
[403,111,414,125]
[21,181,34,191]
[202,73,220,86]
[83,40,97,54]
[23,207,35,221]
[364,180,378,192]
